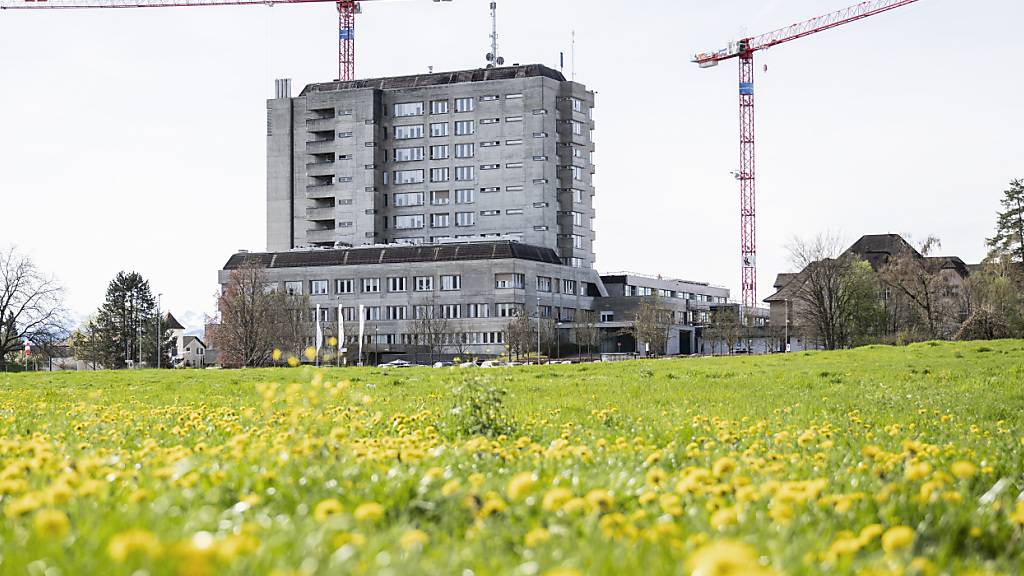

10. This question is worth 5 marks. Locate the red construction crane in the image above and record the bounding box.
[693,0,922,310]
[0,0,451,81]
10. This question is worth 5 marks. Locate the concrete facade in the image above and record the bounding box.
[267,65,596,270]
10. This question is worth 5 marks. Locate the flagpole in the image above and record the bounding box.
[338,304,344,368]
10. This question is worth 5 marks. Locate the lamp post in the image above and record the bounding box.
[157,293,162,369]
[535,296,541,365]
[784,298,790,353]
[556,322,561,359]
[374,324,379,366]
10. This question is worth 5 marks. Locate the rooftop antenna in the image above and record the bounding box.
[485,2,504,68]
[571,29,576,80]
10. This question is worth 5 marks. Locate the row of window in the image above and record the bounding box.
[625,284,727,302]
[307,302,582,323]
[313,332,507,347]
[284,274,583,297]
[388,187,584,208]
[391,232,524,245]
[393,94,534,118]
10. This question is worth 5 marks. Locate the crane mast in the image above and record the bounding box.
[693,0,922,311]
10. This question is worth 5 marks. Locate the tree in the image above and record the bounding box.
[630,295,672,356]
[410,295,450,363]
[787,234,882,350]
[959,256,1024,338]
[705,306,741,355]
[503,310,534,361]
[880,236,963,340]
[91,271,169,369]
[1,246,69,369]
[986,179,1024,264]
[572,310,600,360]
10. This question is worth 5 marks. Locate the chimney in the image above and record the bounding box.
[274,78,293,99]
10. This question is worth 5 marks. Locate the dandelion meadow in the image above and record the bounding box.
[2,340,1023,575]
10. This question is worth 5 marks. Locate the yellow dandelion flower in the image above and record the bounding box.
[951,461,977,479]
[524,527,551,547]
[659,493,683,517]
[332,531,367,548]
[399,529,429,551]
[33,508,70,538]
[354,502,385,523]
[468,472,486,488]
[287,356,300,367]
[646,467,668,488]
[904,461,932,481]
[327,336,338,347]
[686,539,775,576]
[313,499,343,523]
[271,348,282,361]
[479,496,507,518]
[710,506,739,531]
[506,472,537,501]
[303,347,317,361]
[542,568,582,576]
[585,489,614,513]
[859,523,884,543]
[441,479,462,496]
[881,526,915,553]
[108,529,163,562]
[1010,501,1024,525]
[712,457,737,477]
[542,487,574,512]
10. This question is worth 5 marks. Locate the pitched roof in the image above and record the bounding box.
[182,335,205,349]
[300,64,566,95]
[223,241,562,270]
[773,273,796,289]
[164,312,185,330]
[844,234,920,271]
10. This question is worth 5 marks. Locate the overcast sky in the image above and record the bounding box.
[2,0,1021,332]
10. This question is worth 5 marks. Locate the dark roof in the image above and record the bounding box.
[182,335,205,349]
[300,64,566,95]
[164,312,185,330]
[773,273,796,289]
[845,234,920,271]
[223,241,562,270]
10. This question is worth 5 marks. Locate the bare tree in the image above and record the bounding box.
[705,306,742,355]
[787,234,881,350]
[630,295,672,356]
[1,247,69,369]
[503,310,534,361]
[572,309,600,360]
[410,295,450,363]
[209,258,309,368]
[879,236,962,339]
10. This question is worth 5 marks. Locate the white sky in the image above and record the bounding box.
[2,0,1022,332]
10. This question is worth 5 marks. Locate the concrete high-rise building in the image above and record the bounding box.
[266,65,596,270]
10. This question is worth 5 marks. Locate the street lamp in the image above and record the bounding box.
[556,322,561,359]
[784,298,790,353]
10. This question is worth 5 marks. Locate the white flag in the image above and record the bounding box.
[315,305,323,366]
[358,304,366,365]
[338,305,346,366]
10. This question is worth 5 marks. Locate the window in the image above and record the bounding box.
[505,116,523,123]
[538,305,552,319]
[439,304,461,319]
[393,192,424,207]
[431,190,450,205]
[481,140,500,147]
[571,146,584,159]
[430,145,449,160]
[571,120,583,135]
[337,131,353,138]
[496,303,522,318]
[506,139,522,146]
[505,93,523,99]
[467,303,490,318]
[431,213,450,228]
[430,100,449,114]
[480,164,500,170]
[336,279,354,294]
[506,208,523,215]
[364,306,381,321]
[506,162,523,169]
[600,311,614,323]
[532,109,548,115]
[394,214,424,229]
[414,305,433,319]
[393,102,423,117]
[480,210,500,216]
[430,235,450,243]
[571,165,584,181]
[414,276,433,291]
[533,132,548,138]
[393,169,424,184]
[559,307,576,322]
[455,166,475,181]
[340,307,356,321]
[454,143,475,158]
[430,167,450,182]
[387,277,407,292]
[394,125,424,140]
[562,279,576,295]
[455,188,474,204]
[480,94,499,101]
[386,305,407,320]
[285,281,302,295]
[310,280,328,295]
[480,186,500,193]
[455,97,475,112]
[394,237,424,245]
[456,212,475,226]
[393,147,424,162]
[572,234,584,248]
[430,122,449,137]
[572,188,584,203]
[537,276,552,292]
[571,97,584,112]
[361,278,380,293]
[440,274,461,291]
[494,273,525,289]
[454,120,475,136]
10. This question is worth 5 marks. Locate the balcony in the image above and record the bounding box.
[305,140,335,154]
[305,117,336,132]
[306,228,337,243]
[306,184,337,199]
[306,161,336,177]
[306,206,336,221]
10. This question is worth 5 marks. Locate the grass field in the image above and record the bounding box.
[2,341,1023,575]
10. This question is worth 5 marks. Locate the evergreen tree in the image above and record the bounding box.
[986,179,1024,263]
[92,271,170,369]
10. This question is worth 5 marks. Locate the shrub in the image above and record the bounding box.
[445,374,516,438]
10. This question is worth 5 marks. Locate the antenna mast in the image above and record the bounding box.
[485,2,504,68]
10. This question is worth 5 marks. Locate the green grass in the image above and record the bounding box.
[1,340,1023,575]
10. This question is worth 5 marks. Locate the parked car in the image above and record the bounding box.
[378,359,412,368]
